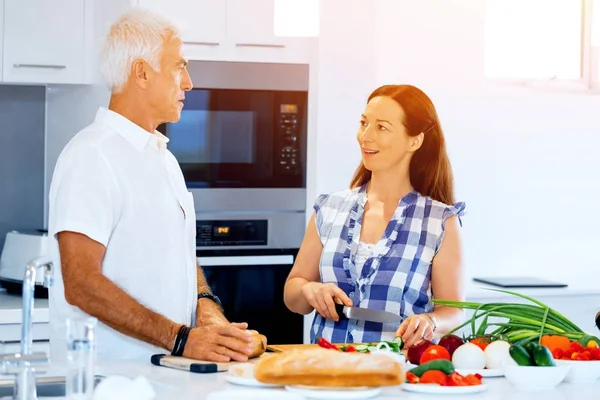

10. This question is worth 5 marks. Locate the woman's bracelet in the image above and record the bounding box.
[424,313,438,332]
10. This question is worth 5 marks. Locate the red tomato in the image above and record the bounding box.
[445,372,468,386]
[420,370,447,385]
[465,374,482,386]
[470,338,489,351]
[419,345,451,364]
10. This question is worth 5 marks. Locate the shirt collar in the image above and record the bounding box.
[95,107,169,152]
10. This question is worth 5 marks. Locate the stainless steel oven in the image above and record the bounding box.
[196,213,305,345]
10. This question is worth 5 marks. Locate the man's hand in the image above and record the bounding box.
[183,323,254,362]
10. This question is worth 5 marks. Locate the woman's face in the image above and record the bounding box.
[357,96,422,173]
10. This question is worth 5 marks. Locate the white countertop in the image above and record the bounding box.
[27,360,599,400]
[0,289,49,324]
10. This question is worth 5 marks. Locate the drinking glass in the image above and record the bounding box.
[65,316,97,399]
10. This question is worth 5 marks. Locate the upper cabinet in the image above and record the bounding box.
[138,0,227,47]
[139,0,313,64]
[227,0,285,47]
[3,0,90,84]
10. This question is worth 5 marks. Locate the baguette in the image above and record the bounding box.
[254,348,404,387]
[247,330,267,359]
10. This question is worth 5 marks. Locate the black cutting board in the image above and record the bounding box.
[473,277,568,288]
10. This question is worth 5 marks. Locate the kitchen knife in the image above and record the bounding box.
[335,304,402,323]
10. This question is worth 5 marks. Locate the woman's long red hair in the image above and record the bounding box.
[350,85,455,205]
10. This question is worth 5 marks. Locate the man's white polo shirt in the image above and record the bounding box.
[48,107,197,362]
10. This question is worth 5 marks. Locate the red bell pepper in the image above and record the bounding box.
[317,337,339,350]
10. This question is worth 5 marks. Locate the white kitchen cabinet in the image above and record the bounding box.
[226,0,312,64]
[138,0,227,58]
[2,0,88,84]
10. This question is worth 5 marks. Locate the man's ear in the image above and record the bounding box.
[409,132,424,153]
[131,59,150,89]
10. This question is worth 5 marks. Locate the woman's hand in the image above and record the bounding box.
[301,282,353,322]
[395,314,436,349]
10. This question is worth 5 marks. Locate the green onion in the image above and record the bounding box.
[433,289,594,344]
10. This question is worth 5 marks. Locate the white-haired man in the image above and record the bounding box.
[47,8,254,363]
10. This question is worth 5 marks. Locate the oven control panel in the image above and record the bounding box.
[278,104,301,175]
[196,219,268,247]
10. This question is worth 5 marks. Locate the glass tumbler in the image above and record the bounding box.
[65,316,97,399]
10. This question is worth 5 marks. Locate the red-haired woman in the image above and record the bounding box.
[284,85,466,349]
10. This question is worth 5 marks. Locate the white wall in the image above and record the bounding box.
[313,0,600,281]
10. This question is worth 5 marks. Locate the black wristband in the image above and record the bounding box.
[197,292,224,312]
[171,325,189,356]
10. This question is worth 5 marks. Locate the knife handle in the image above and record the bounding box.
[334,303,348,320]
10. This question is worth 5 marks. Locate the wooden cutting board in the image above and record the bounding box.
[150,353,265,373]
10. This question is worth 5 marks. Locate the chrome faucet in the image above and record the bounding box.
[21,257,53,355]
[0,257,53,400]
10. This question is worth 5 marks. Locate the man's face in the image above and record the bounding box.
[146,35,193,125]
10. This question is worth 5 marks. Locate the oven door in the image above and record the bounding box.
[159,88,307,189]
[197,250,304,345]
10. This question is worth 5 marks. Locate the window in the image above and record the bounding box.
[484,0,600,90]
[273,0,320,37]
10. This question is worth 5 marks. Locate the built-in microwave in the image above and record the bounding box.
[157,61,309,190]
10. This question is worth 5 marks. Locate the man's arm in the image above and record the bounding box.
[59,231,180,351]
[195,261,230,326]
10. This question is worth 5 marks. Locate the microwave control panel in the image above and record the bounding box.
[278,104,301,174]
[196,219,268,247]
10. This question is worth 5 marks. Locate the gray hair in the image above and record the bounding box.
[99,7,181,93]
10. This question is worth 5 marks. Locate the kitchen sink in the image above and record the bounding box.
[0,375,105,398]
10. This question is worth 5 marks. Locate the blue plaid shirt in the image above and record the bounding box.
[310,184,465,344]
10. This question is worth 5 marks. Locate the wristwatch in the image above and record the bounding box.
[197,292,224,311]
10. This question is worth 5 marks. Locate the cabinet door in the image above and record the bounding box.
[139,0,226,46]
[3,0,86,84]
[226,0,312,64]
[227,0,285,47]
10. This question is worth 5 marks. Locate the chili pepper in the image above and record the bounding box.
[570,341,585,352]
[406,372,419,384]
[571,352,580,360]
[563,348,575,359]
[317,337,339,350]
[552,348,564,359]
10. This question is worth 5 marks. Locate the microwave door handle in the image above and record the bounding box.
[197,255,294,267]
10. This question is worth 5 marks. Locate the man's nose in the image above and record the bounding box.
[181,69,193,91]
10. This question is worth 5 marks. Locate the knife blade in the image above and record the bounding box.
[335,304,402,323]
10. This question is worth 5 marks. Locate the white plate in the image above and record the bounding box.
[455,368,504,377]
[285,385,382,399]
[406,362,504,378]
[207,388,304,400]
[402,383,488,394]
[225,374,283,388]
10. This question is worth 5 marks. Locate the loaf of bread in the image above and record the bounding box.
[254,348,405,387]
[248,330,267,359]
